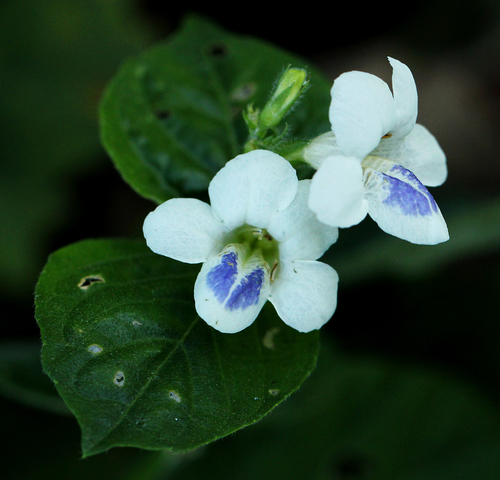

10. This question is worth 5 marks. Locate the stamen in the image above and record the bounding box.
[252,228,264,240]
[270,261,278,282]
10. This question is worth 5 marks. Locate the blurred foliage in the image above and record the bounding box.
[170,340,500,480]
[2,0,500,479]
[0,340,69,415]
[0,0,155,298]
[99,16,330,203]
[4,339,500,479]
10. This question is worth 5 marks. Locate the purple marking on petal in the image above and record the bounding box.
[206,252,238,302]
[226,268,265,311]
[382,165,438,216]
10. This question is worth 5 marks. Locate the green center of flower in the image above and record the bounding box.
[222,225,280,280]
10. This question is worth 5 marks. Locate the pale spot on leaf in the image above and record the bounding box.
[262,327,280,349]
[169,390,181,403]
[113,371,125,387]
[88,344,103,355]
[231,82,257,103]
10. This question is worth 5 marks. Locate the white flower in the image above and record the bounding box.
[143,150,339,334]
[305,57,449,245]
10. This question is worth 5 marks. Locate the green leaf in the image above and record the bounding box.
[99,15,331,203]
[0,0,153,296]
[35,239,320,457]
[173,340,500,479]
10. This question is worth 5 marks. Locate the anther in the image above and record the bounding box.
[270,261,278,282]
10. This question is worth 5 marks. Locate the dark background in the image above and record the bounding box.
[2,0,500,478]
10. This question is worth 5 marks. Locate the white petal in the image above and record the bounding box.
[303,131,344,168]
[330,71,397,159]
[401,124,448,187]
[267,180,339,261]
[389,57,418,138]
[309,156,368,228]
[364,163,449,244]
[269,260,339,332]
[143,198,224,263]
[194,245,271,333]
[209,150,298,231]
[371,124,447,187]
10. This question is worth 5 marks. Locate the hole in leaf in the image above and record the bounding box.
[169,390,181,403]
[113,371,125,387]
[78,275,104,290]
[206,42,228,57]
[155,109,171,120]
[330,454,373,479]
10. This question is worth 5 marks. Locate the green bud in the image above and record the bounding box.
[242,103,260,132]
[259,67,308,131]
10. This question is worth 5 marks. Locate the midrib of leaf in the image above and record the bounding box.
[202,54,240,160]
[131,89,214,179]
[209,328,234,414]
[86,315,200,454]
[137,62,220,178]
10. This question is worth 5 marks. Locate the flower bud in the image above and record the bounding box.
[259,67,308,130]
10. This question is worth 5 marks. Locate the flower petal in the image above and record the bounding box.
[364,161,449,244]
[303,131,344,169]
[268,180,339,261]
[194,245,271,333]
[269,260,338,332]
[209,150,298,231]
[389,57,418,138]
[330,70,397,159]
[371,124,447,187]
[309,156,368,228]
[143,198,224,263]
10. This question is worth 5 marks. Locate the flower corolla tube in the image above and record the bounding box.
[305,57,449,245]
[143,150,339,333]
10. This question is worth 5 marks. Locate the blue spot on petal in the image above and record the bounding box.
[226,268,265,311]
[206,252,238,302]
[383,165,438,216]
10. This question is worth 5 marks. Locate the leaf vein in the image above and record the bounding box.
[88,316,200,452]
